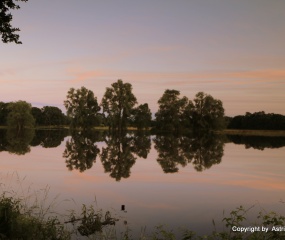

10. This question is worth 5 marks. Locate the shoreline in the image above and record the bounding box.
[217,129,285,137]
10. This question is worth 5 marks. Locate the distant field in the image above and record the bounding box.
[219,129,285,137]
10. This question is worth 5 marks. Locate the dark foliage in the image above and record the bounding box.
[228,111,285,130]
[0,0,28,44]
[227,135,285,150]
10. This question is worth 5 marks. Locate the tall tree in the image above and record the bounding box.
[0,0,28,44]
[186,92,225,130]
[64,87,101,130]
[155,89,188,132]
[7,101,35,130]
[101,79,137,133]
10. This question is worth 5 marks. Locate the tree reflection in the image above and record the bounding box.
[100,132,151,181]
[30,129,69,148]
[131,132,151,158]
[227,135,285,150]
[154,135,190,173]
[187,133,224,171]
[63,131,101,172]
[154,133,224,173]
[6,128,35,155]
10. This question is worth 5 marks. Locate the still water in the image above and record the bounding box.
[0,129,285,237]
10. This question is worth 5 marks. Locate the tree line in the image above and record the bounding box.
[1,79,284,132]
[228,111,285,130]
[0,101,69,129]
[0,79,226,133]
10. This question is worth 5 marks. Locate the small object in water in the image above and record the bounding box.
[121,205,125,211]
[124,220,127,225]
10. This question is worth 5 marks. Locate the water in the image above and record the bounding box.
[0,129,285,238]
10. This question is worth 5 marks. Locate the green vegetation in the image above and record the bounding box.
[0,193,70,239]
[7,101,35,131]
[1,192,285,239]
[0,0,28,44]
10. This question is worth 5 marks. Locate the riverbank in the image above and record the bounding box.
[218,129,285,137]
[1,192,284,239]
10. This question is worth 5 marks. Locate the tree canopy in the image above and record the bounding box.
[186,92,225,130]
[130,103,152,130]
[101,79,137,133]
[155,89,188,132]
[228,111,285,130]
[64,87,101,130]
[7,100,35,130]
[0,0,28,44]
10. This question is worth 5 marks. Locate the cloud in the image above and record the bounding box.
[66,67,285,86]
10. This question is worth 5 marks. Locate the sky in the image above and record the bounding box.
[0,0,284,116]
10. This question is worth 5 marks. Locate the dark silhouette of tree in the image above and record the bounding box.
[228,112,285,130]
[100,133,137,181]
[185,92,225,130]
[0,0,28,44]
[155,90,188,133]
[63,131,101,172]
[7,101,35,131]
[6,128,34,155]
[101,80,137,134]
[0,102,10,126]
[130,103,152,130]
[31,107,44,126]
[41,106,67,126]
[64,87,101,130]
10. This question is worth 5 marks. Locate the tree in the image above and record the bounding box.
[42,106,66,126]
[0,102,10,125]
[155,89,188,132]
[0,0,28,44]
[101,79,137,133]
[227,112,285,130]
[7,101,35,130]
[186,92,225,130]
[31,107,44,126]
[131,103,152,130]
[64,87,101,130]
